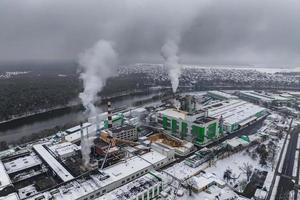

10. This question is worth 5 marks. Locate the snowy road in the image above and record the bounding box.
[275,125,300,200]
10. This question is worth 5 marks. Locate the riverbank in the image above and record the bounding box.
[1,86,299,147]
[0,89,164,146]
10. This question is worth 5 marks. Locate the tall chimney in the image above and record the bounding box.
[80,122,84,141]
[107,101,112,128]
[96,114,100,134]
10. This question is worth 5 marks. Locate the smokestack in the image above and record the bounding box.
[96,114,100,134]
[86,126,89,139]
[107,101,112,129]
[80,122,84,139]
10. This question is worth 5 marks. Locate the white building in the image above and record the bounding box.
[65,123,92,134]
[205,100,268,133]
[27,150,173,200]
[239,90,291,105]
[33,144,74,182]
[98,172,163,200]
[3,154,42,175]
[0,160,12,192]
[49,142,81,159]
[0,193,19,200]
[207,90,238,100]
[189,172,225,192]
[107,124,138,141]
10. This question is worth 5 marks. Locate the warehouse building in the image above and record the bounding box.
[205,100,268,133]
[0,193,19,200]
[238,90,291,106]
[0,160,12,193]
[207,91,238,100]
[33,144,74,182]
[98,172,163,200]
[27,150,172,200]
[65,123,92,134]
[3,154,42,176]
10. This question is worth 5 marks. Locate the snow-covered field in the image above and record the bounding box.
[205,150,265,192]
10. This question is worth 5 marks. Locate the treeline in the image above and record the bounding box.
[0,62,80,121]
[0,62,151,122]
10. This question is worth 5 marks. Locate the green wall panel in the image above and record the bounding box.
[181,121,188,137]
[192,125,205,143]
[171,119,177,133]
[207,122,217,139]
[162,116,168,129]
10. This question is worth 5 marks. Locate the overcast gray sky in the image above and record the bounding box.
[0,0,300,67]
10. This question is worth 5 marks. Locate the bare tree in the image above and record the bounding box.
[239,162,253,181]
[223,168,232,182]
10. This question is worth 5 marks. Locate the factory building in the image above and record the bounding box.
[64,124,97,143]
[238,90,291,106]
[48,142,81,159]
[0,193,19,200]
[104,124,138,141]
[205,100,268,133]
[184,148,214,168]
[98,172,163,200]
[156,108,220,145]
[189,172,225,193]
[33,144,74,182]
[207,91,238,100]
[65,123,92,134]
[0,160,12,194]
[3,154,42,176]
[27,150,172,200]
[65,112,124,144]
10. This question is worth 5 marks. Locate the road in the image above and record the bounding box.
[275,125,300,200]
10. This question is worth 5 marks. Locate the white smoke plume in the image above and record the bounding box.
[161,35,181,93]
[81,134,97,167]
[78,40,117,167]
[79,40,118,116]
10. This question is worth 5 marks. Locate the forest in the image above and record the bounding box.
[0,62,149,121]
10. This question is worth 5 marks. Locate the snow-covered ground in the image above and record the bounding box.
[204,150,266,192]
[178,185,248,200]
[164,161,209,181]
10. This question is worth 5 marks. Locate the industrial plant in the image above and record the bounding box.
[0,90,300,200]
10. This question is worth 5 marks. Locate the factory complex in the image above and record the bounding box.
[156,94,268,146]
[1,90,296,200]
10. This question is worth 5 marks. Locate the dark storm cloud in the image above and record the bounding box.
[0,0,300,66]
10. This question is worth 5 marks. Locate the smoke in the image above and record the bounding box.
[159,0,205,93]
[81,134,96,167]
[161,34,181,93]
[79,40,118,116]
